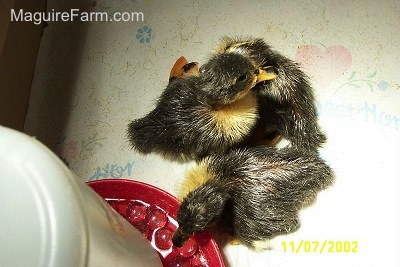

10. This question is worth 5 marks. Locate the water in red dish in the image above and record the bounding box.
[148,209,168,230]
[126,201,147,222]
[105,198,208,267]
[176,237,198,258]
[154,227,174,250]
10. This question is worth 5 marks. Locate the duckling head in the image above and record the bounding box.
[216,37,312,102]
[198,53,262,105]
[215,37,274,66]
[172,182,229,247]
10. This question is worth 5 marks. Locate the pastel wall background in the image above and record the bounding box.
[24,0,399,266]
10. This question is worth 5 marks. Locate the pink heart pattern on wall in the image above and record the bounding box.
[295,45,352,88]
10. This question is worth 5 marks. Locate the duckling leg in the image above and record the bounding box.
[169,56,199,80]
[247,125,281,147]
[228,235,241,245]
[182,62,199,77]
[207,224,241,246]
[169,56,188,79]
[251,240,272,251]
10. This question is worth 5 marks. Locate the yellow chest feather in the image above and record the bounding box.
[210,92,258,142]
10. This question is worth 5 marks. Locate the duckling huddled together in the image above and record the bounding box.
[128,47,276,161]
[127,37,334,250]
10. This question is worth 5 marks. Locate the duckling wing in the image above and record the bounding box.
[127,78,205,161]
[207,146,333,248]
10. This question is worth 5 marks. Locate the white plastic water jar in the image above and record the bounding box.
[0,126,162,267]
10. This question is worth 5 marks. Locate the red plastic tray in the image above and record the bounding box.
[87,179,225,267]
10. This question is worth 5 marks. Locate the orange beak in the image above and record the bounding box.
[256,66,278,83]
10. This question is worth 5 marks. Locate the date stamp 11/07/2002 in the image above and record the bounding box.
[282,240,359,254]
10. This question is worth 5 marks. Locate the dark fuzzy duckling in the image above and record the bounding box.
[214,37,326,152]
[127,53,275,161]
[172,146,333,249]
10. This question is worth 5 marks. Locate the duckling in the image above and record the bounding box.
[214,37,326,152]
[127,53,276,161]
[172,146,334,249]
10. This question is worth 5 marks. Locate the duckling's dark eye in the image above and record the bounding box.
[236,74,248,83]
[199,66,205,74]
